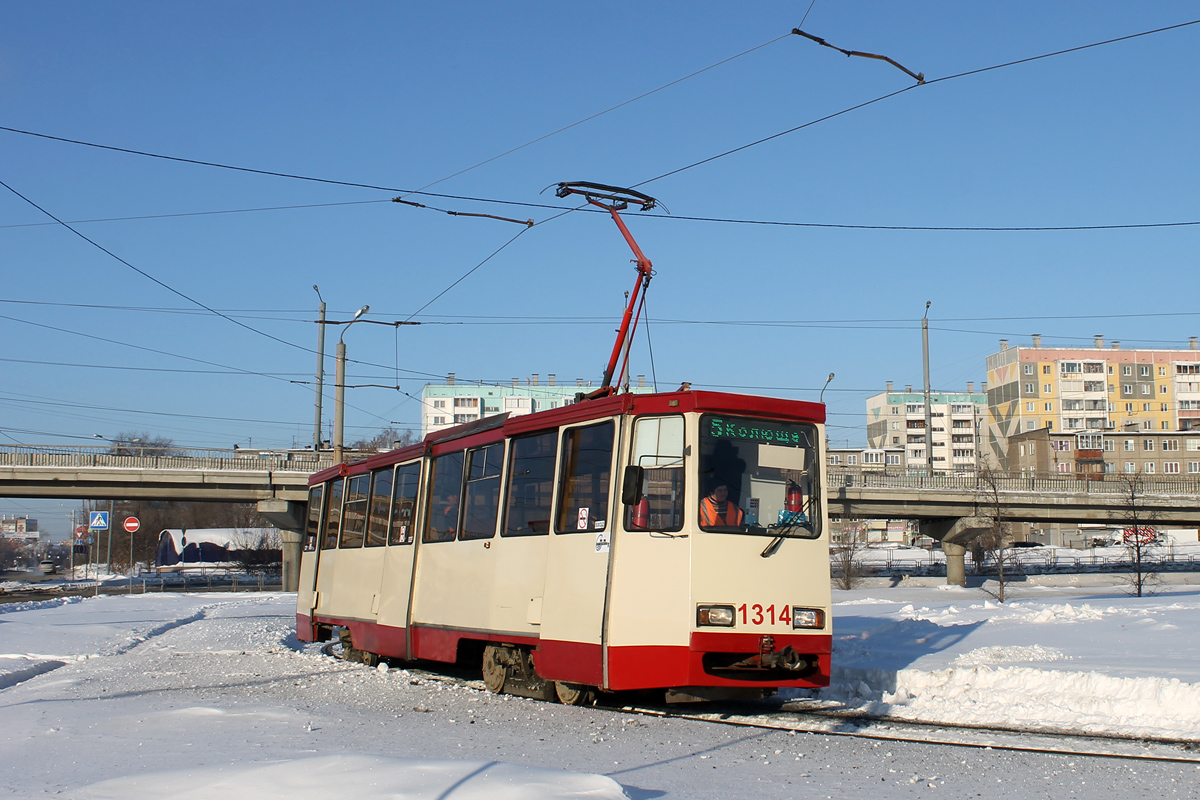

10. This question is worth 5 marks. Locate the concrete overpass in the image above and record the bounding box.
[5,448,1198,588]
[827,469,1200,585]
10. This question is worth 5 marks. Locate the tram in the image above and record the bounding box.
[295,184,831,703]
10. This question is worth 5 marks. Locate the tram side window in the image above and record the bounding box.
[321,477,344,550]
[625,416,685,532]
[556,420,615,533]
[340,474,370,548]
[366,467,392,547]
[504,431,557,536]
[304,484,324,551]
[424,451,465,542]
[461,443,504,540]
[388,462,421,545]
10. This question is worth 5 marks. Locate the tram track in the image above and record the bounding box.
[328,648,1200,765]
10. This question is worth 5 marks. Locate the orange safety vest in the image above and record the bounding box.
[700,496,744,526]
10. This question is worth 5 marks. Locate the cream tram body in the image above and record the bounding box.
[296,390,832,699]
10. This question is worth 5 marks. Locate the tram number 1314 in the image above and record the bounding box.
[739,603,789,626]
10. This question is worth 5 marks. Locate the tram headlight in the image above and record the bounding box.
[696,605,736,627]
[791,607,826,629]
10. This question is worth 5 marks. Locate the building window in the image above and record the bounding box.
[1051,440,1071,452]
[1143,420,1153,430]
[829,455,840,465]
[1057,462,1071,473]
[1164,462,1180,474]
[1084,381,1105,392]
[863,452,883,464]
[1143,403,1152,412]
[1123,365,1132,376]
[1024,364,1034,375]
[1044,384,1053,393]
[847,455,858,465]
[1026,402,1035,412]
[1140,365,1151,377]
[1188,461,1200,474]
[453,414,473,424]
[1024,383,1035,394]
[433,399,447,408]
[891,421,900,430]
[886,453,902,465]
[1144,439,1155,451]
[1026,421,1036,431]
[892,436,900,445]
[433,416,446,425]
[1125,462,1136,473]
[1162,421,1170,430]
[1122,384,1133,395]
[1043,365,1052,375]
[1162,403,1169,412]
[1103,439,1114,451]
[1145,462,1155,474]
[1045,402,1053,412]
[1061,362,1081,374]
[1108,384,1115,393]
[1159,366,1168,376]
[1188,439,1200,451]
[1124,439,1135,451]
[1125,403,1134,413]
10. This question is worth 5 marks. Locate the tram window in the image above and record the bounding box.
[340,474,370,548]
[556,420,615,533]
[365,467,392,547]
[625,416,685,532]
[388,462,421,545]
[698,415,821,539]
[503,431,557,536]
[424,451,465,542]
[321,477,344,550]
[461,443,504,540]
[304,484,324,551]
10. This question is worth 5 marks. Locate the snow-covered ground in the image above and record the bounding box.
[3,585,1200,798]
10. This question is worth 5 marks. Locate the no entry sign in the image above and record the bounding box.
[123,516,141,533]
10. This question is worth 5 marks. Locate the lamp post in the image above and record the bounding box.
[922,301,934,478]
[333,304,370,463]
[313,285,327,450]
[820,372,835,404]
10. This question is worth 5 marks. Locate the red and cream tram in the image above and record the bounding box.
[295,389,831,703]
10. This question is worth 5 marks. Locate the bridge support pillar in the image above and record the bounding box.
[279,530,302,592]
[257,499,307,592]
[941,540,967,587]
[923,516,991,588]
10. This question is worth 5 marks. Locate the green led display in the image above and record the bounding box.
[706,416,804,446]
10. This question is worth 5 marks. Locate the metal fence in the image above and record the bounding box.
[848,546,1200,577]
[827,468,1200,497]
[0,445,340,473]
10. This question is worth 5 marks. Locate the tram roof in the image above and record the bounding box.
[309,389,823,484]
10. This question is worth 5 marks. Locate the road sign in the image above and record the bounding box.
[88,511,110,531]
[123,516,141,533]
[1123,525,1156,546]
[85,536,94,544]
[75,525,84,534]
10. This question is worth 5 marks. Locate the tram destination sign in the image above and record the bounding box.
[706,416,804,446]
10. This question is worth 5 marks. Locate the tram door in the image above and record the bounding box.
[538,419,617,686]
[374,461,421,658]
[296,484,324,617]
[311,477,344,617]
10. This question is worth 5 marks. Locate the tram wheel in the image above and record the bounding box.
[554,681,595,706]
[481,645,508,694]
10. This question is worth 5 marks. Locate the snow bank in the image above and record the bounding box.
[72,755,628,800]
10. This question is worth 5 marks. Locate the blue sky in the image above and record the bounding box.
[3,3,1199,535]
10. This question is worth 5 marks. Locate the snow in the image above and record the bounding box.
[807,582,1200,741]
[3,584,1200,797]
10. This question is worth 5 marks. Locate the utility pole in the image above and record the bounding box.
[922,300,934,478]
[334,305,370,463]
[313,285,327,450]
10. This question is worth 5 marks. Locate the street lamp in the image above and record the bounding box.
[333,304,370,463]
[313,285,327,450]
[922,300,934,478]
[820,372,835,404]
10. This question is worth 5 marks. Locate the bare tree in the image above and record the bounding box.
[349,426,417,454]
[830,517,868,590]
[975,464,1019,602]
[105,431,182,457]
[227,528,283,574]
[1115,470,1160,597]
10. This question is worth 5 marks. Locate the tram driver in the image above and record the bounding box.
[699,481,744,528]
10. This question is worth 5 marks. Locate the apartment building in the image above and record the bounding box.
[864,382,988,474]
[1008,427,1200,479]
[421,373,654,436]
[985,335,1200,468]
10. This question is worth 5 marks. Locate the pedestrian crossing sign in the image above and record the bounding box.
[88,511,110,530]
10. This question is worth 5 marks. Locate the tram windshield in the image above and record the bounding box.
[698,414,820,539]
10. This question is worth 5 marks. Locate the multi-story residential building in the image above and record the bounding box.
[985,335,1200,468]
[421,373,654,437]
[1008,427,1200,479]
[864,382,988,474]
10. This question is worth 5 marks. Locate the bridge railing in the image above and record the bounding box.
[827,468,1200,497]
[0,445,342,473]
